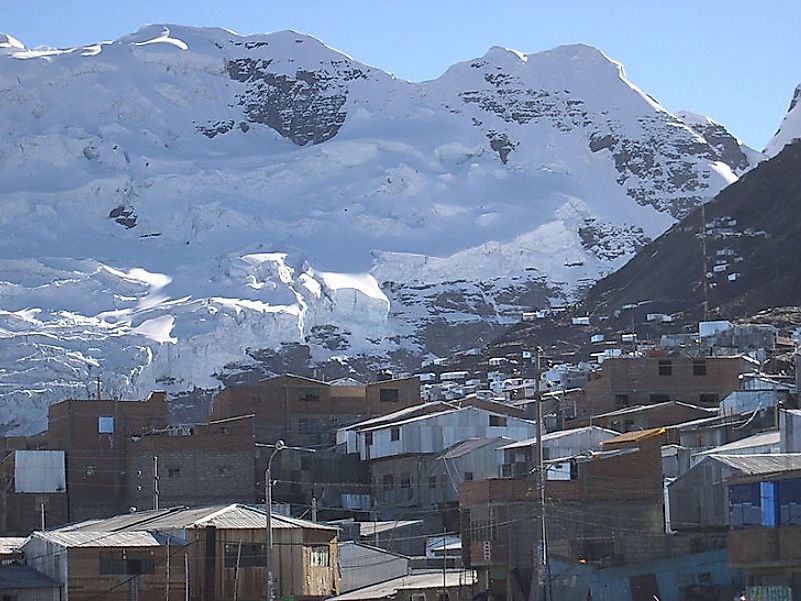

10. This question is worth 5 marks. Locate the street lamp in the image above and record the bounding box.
[265,439,286,601]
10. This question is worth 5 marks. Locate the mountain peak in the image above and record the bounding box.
[0,33,25,51]
[765,83,801,157]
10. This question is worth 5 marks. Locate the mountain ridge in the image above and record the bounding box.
[0,24,768,432]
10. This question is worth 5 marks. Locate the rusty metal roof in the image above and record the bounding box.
[601,427,666,446]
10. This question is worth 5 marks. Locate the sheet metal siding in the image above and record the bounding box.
[366,409,535,459]
[339,543,408,593]
[14,451,66,493]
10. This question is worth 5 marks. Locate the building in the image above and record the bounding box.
[46,392,170,521]
[459,428,673,601]
[0,450,68,535]
[582,354,754,416]
[24,530,184,601]
[498,426,619,478]
[208,374,422,445]
[568,401,716,433]
[44,503,339,601]
[126,415,259,510]
[725,455,801,599]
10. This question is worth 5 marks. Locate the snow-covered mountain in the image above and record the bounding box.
[766,84,801,157]
[0,25,760,432]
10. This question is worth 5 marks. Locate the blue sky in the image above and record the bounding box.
[4,1,799,150]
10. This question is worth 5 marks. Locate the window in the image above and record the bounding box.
[382,474,395,491]
[98,416,115,434]
[614,394,629,407]
[464,472,474,481]
[224,543,267,568]
[489,415,507,427]
[380,388,400,402]
[217,466,229,476]
[412,594,426,601]
[428,476,437,489]
[310,545,330,567]
[100,555,155,575]
[365,432,373,446]
[658,360,672,376]
[391,427,400,441]
[692,360,707,376]
[299,388,320,402]
[85,466,97,478]
[168,467,181,479]
[699,393,719,405]
[400,473,412,488]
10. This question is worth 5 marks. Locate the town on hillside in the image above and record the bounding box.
[0,317,799,601]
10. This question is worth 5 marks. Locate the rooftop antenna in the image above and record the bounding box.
[96,376,102,400]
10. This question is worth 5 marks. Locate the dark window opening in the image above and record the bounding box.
[224,543,267,568]
[464,472,474,481]
[699,393,719,404]
[428,476,437,489]
[400,473,412,488]
[365,432,373,446]
[615,394,630,407]
[380,388,400,402]
[168,467,181,479]
[489,415,507,427]
[658,360,672,376]
[100,556,155,575]
[382,474,394,491]
[692,360,707,376]
[299,388,321,402]
[391,426,400,441]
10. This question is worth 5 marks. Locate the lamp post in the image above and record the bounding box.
[265,439,286,601]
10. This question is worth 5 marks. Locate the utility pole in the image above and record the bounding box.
[311,497,317,523]
[266,440,286,601]
[153,456,160,511]
[530,347,548,601]
[40,502,46,531]
[96,376,102,400]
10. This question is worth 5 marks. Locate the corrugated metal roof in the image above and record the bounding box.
[34,531,163,548]
[358,521,423,537]
[441,436,511,459]
[591,401,714,419]
[0,537,26,555]
[330,570,477,601]
[56,504,337,533]
[710,453,801,476]
[694,431,781,457]
[499,426,619,451]
[601,427,666,446]
[0,564,57,590]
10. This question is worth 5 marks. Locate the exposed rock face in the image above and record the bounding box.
[226,58,350,145]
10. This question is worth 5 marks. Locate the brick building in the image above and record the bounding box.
[459,428,673,601]
[127,415,259,511]
[582,354,754,416]
[46,392,170,522]
[209,374,422,445]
